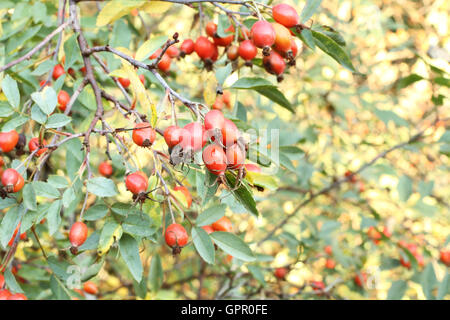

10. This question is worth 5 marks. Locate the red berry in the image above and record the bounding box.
[272,22,292,53]
[263,51,286,75]
[118,77,131,88]
[213,24,235,47]
[272,4,299,28]
[39,79,51,88]
[194,36,215,60]
[98,161,113,177]
[250,21,276,49]
[125,172,148,195]
[1,168,20,192]
[440,249,450,266]
[52,64,65,80]
[290,39,298,57]
[212,96,224,110]
[165,223,188,247]
[158,54,172,72]
[28,137,48,157]
[0,289,11,300]
[221,118,239,147]
[204,110,225,133]
[226,143,246,170]
[368,226,382,245]
[354,272,367,287]
[344,170,357,183]
[202,144,227,176]
[206,21,217,37]
[173,185,192,209]
[13,174,24,193]
[0,130,20,152]
[222,91,231,108]
[0,273,4,288]
[180,39,195,55]
[227,45,239,61]
[311,280,325,292]
[69,222,88,248]
[238,40,257,61]
[324,245,333,255]
[400,256,411,269]
[80,66,87,75]
[83,281,98,295]
[132,122,156,147]
[274,267,288,279]
[164,126,188,149]
[184,122,206,152]
[7,293,27,300]
[245,163,261,173]
[212,216,233,232]
[57,90,70,112]
[325,258,336,269]
[201,225,214,234]
[166,45,179,58]
[139,74,146,86]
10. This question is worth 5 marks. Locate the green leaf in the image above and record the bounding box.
[396,74,424,90]
[387,280,407,300]
[247,265,266,285]
[311,30,356,72]
[225,172,259,217]
[22,183,37,211]
[97,219,123,256]
[111,203,140,216]
[0,101,14,118]
[196,204,226,227]
[434,77,450,88]
[47,175,69,188]
[122,214,156,237]
[216,14,232,38]
[31,104,47,124]
[202,169,219,205]
[46,113,72,128]
[421,263,437,300]
[210,231,255,262]
[32,181,60,199]
[245,171,278,191]
[398,175,413,202]
[50,274,71,300]
[1,115,29,132]
[255,86,294,112]
[192,227,215,264]
[1,74,20,108]
[149,254,163,292]
[31,60,56,76]
[300,0,323,23]
[230,77,274,89]
[0,205,21,248]
[135,35,168,61]
[297,28,316,50]
[31,86,57,115]
[4,268,24,293]
[63,35,81,70]
[62,187,76,208]
[86,177,118,197]
[47,200,62,236]
[215,64,232,86]
[119,234,143,282]
[84,204,109,221]
[312,25,346,46]
[374,109,409,127]
[436,272,449,300]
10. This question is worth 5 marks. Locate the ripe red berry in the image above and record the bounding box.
[164,126,188,149]
[28,137,48,157]
[344,170,357,183]
[354,272,367,287]
[250,21,276,50]
[83,281,98,295]
[184,122,207,152]
[202,144,227,176]
[205,21,217,37]
[52,64,65,80]
[13,174,24,193]
[132,122,156,147]
[211,216,233,232]
[7,293,27,300]
[0,289,11,300]
[399,256,411,269]
[272,22,292,53]
[221,118,239,147]
[0,130,20,152]
[125,172,148,195]
[227,45,239,61]
[139,74,146,86]
[324,245,333,255]
[1,168,20,192]
[0,273,4,288]
[180,39,195,55]
[440,249,450,266]
[201,225,214,234]
[98,161,113,177]
[165,223,188,247]
[238,40,257,61]
[325,258,336,269]
[194,36,215,60]
[157,53,172,72]
[204,110,225,133]
[80,66,87,75]
[173,185,192,209]
[290,39,298,57]
[272,4,299,28]
[39,79,51,88]
[57,90,70,112]
[368,226,382,245]
[69,222,88,248]
[274,267,288,279]
[245,163,261,173]
[226,143,246,170]
[311,280,325,292]
[263,51,286,76]
[118,77,131,88]
[166,45,179,58]
[222,91,231,109]
[213,24,235,47]
[212,97,224,110]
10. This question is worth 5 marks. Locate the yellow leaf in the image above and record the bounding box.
[170,187,188,208]
[135,35,169,61]
[203,73,217,107]
[108,69,128,79]
[246,171,278,191]
[140,1,173,15]
[96,0,145,27]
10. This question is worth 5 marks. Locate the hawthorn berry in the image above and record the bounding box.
[263,51,286,79]
[184,122,207,152]
[221,118,239,147]
[204,110,225,133]
[28,137,48,157]
[118,77,131,88]
[125,172,148,195]
[440,249,450,266]
[69,222,88,249]
[165,223,188,254]
[173,185,192,209]
[13,174,24,193]
[166,45,180,58]
[311,280,325,293]
[1,168,21,193]
[344,170,357,183]
[0,130,20,152]
[202,144,227,176]
[57,90,70,112]
[39,79,51,88]
[194,36,216,60]
[139,74,146,86]
[98,161,113,177]
[274,267,288,280]
[324,245,333,255]
[83,281,98,295]
[272,3,300,28]
[157,53,172,72]
[354,272,367,287]
[213,24,235,47]
[0,289,11,300]
[222,91,232,109]
[226,143,246,170]
[325,258,336,269]
[0,273,4,288]
[272,23,292,53]
[205,21,217,37]
[201,225,214,234]
[52,64,65,80]
[164,126,188,149]
[212,96,224,110]
[238,40,257,62]
[367,226,382,245]
[7,293,27,300]
[211,216,233,232]
[180,39,195,56]
[132,122,156,147]
[250,21,276,54]
[227,45,239,61]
